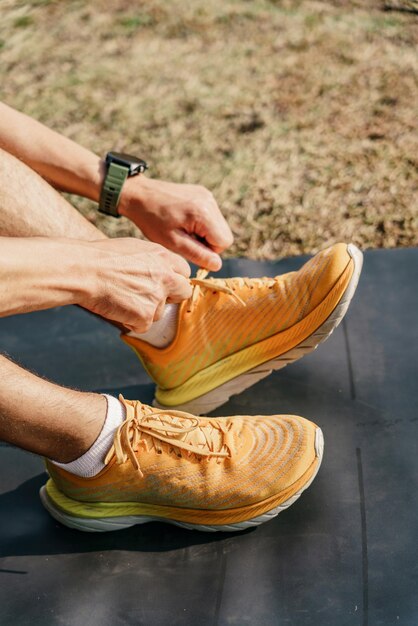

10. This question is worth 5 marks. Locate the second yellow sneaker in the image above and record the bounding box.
[123,243,363,414]
[40,396,324,532]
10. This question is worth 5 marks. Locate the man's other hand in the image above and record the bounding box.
[119,177,234,272]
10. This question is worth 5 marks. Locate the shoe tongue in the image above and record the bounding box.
[143,411,223,454]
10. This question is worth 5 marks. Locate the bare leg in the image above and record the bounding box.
[0,148,130,329]
[0,147,106,240]
[0,153,121,455]
[0,354,106,462]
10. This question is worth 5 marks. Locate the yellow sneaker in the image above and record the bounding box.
[40,397,324,532]
[123,243,363,414]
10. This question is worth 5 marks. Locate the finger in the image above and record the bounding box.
[163,248,191,278]
[124,322,144,334]
[166,272,193,302]
[195,201,234,254]
[152,300,166,323]
[171,229,222,272]
[121,318,150,334]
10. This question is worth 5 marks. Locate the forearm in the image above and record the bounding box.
[0,237,90,317]
[0,102,103,200]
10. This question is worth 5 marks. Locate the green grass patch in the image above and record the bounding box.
[118,13,155,31]
[27,0,56,5]
[304,13,323,28]
[367,15,403,30]
[14,15,34,28]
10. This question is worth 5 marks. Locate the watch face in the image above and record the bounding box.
[106,152,148,175]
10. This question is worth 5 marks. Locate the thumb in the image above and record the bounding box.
[171,230,222,271]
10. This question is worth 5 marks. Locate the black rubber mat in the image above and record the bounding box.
[0,248,417,626]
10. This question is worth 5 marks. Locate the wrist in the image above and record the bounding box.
[98,153,148,217]
[30,238,103,308]
[80,156,105,203]
[43,239,97,306]
[41,149,104,202]
[63,240,104,307]
[117,174,149,220]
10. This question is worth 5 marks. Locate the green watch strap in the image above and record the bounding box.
[98,162,129,217]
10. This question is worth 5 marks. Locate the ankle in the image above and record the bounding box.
[49,393,106,463]
[52,394,125,477]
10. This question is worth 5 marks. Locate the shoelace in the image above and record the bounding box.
[190,269,256,308]
[190,269,279,308]
[190,269,245,307]
[104,398,233,477]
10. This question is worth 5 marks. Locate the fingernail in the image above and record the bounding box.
[210,255,222,271]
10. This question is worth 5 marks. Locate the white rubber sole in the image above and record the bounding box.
[154,244,363,415]
[39,428,324,533]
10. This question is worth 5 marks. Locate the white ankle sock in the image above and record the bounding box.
[53,394,125,478]
[128,303,179,348]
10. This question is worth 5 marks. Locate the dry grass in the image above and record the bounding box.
[1,0,417,258]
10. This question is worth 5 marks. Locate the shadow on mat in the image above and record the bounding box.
[0,474,247,558]
[0,472,325,559]
[98,384,155,405]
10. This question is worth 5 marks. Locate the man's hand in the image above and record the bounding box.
[81,238,192,333]
[118,177,234,272]
[0,237,192,334]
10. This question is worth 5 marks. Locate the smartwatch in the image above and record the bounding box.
[98,151,148,217]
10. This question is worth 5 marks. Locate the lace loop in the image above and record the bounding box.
[104,397,231,477]
[190,269,246,307]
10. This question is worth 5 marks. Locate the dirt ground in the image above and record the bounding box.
[1,0,417,259]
